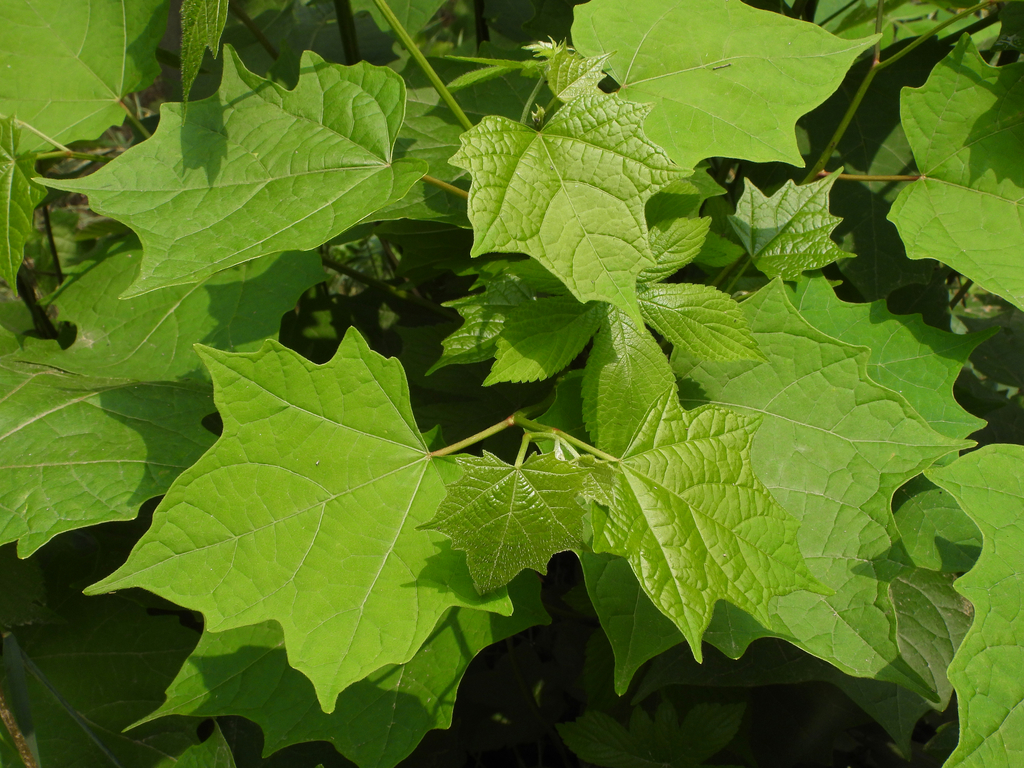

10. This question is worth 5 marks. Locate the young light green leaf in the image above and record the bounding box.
[573,0,877,167]
[0,593,201,766]
[180,0,229,102]
[640,216,711,283]
[580,552,683,696]
[791,275,992,439]
[177,723,234,768]
[694,231,745,269]
[729,173,851,280]
[139,574,548,768]
[86,331,511,712]
[926,445,1024,768]
[889,36,1024,310]
[424,452,592,592]
[582,306,676,457]
[486,296,602,385]
[638,283,762,362]
[558,700,744,768]
[430,275,535,373]
[892,476,981,574]
[0,361,215,557]
[546,48,612,103]
[0,0,167,150]
[447,64,523,92]
[677,281,968,691]
[0,117,44,291]
[594,389,824,658]
[46,48,426,297]
[450,92,687,321]
[15,238,325,381]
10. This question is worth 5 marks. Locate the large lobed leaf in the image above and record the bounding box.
[0,0,168,150]
[927,446,1024,768]
[593,388,824,657]
[450,92,686,321]
[889,36,1024,310]
[88,330,511,712]
[47,48,426,296]
[677,281,966,690]
[573,0,876,167]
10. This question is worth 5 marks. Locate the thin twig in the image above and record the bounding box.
[15,269,59,339]
[15,119,71,153]
[430,415,516,457]
[229,0,279,59]
[473,0,489,48]
[422,174,469,199]
[0,682,38,768]
[119,101,151,139]
[873,0,885,64]
[333,0,361,64]
[41,206,63,285]
[950,278,973,309]
[322,256,457,319]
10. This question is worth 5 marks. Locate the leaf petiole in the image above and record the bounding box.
[513,414,619,462]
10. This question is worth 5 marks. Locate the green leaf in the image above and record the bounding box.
[450,92,686,320]
[140,573,548,768]
[0,117,43,291]
[889,36,1024,310]
[0,361,215,557]
[641,214,711,283]
[580,552,683,696]
[87,331,511,711]
[573,0,876,166]
[892,476,981,573]
[926,445,1024,768]
[0,593,201,767]
[558,700,744,768]
[486,296,602,385]
[431,275,535,373]
[0,0,168,151]
[47,48,426,297]
[546,47,612,103]
[352,0,447,38]
[16,237,325,381]
[424,452,592,592]
[582,307,676,457]
[790,275,991,439]
[729,173,850,280]
[180,0,229,102]
[676,281,967,689]
[0,544,58,629]
[593,388,823,657]
[178,723,235,768]
[638,283,762,362]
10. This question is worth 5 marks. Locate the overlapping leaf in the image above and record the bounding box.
[0,117,44,290]
[450,92,686,320]
[424,452,592,592]
[0,0,168,150]
[889,36,1024,310]
[676,281,966,689]
[582,307,676,457]
[593,388,823,656]
[47,49,426,296]
[140,574,548,768]
[178,724,235,768]
[352,0,447,39]
[729,174,851,280]
[892,476,981,573]
[791,275,991,439]
[486,296,602,384]
[927,446,1024,768]
[180,0,229,101]
[0,360,215,557]
[16,238,325,381]
[638,283,762,362]
[573,0,876,166]
[87,331,512,711]
[580,552,683,695]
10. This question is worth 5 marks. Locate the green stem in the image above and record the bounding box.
[422,173,469,199]
[710,257,740,288]
[515,433,533,467]
[333,0,361,64]
[950,278,973,309]
[370,0,474,131]
[322,257,456,319]
[15,119,71,153]
[33,150,113,163]
[873,0,885,64]
[520,75,546,124]
[801,0,995,183]
[722,255,750,295]
[430,415,517,457]
[120,101,152,139]
[229,0,279,59]
[824,172,921,182]
[473,0,489,48]
[513,414,619,462]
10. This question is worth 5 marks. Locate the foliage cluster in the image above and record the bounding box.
[1,0,1023,766]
